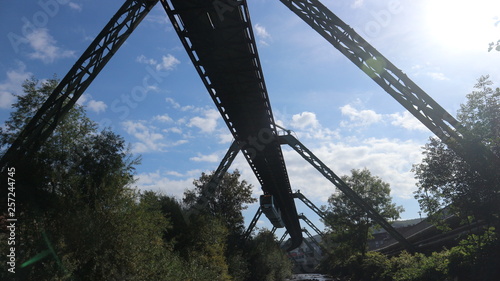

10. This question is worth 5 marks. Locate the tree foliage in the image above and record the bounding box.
[246,230,293,281]
[413,75,500,224]
[488,40,500,52]
[0,77,230,280]
[0,77,295,280]
[184,169,256,235]
[323,169,403,259]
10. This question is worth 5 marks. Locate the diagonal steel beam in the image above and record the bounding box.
[278,0,499,184]
[280,133,415,252]
[298,213,324,238]
[184,140,240,221]
[244,206,263,240]
[294,191,326,221]
[0,0,159,170]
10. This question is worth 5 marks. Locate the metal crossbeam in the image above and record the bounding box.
[189,140,240,214]
[294,191,326,221]
[280,134,415,252]
[298,213,324,237]
[244,207,263,239]
[302,228,320,250]
[162,0,303,249]
[278,0,499,182]
[0,0,159,170]
[279,230,289,244]
[202,140,240,195]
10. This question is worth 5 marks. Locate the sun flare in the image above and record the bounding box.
[424,0,500,52]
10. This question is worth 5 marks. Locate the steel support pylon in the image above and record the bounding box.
[278,0,499,185]
[0,0,159,171]
[244,207,263,240]
[294,191,327,221]
[298,213,324,238]
[279,133,415,252]
[183,140,240,223]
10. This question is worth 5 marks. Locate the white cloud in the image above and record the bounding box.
[165,97,180,108]
[188,108,220,133]
[340,104,382,128]
[136,54,180,71]
[76,93,88,106]
[426,72,449,81]
[153,114,173,123]
[122,120,166,153]
[157,54,180,71]
[25,27,74,63]
[0,62,32,108]
[78,94,107,113]
[351,0,364,8]
[410,63,448,81]
[87,99,107,113]
[165,97,196,111]
[282,137,423,202]
[254,23,272,46]
[166,127,182,134]
[288,111,339,141]
[136,54,157,65]
[68,2,82,11]
[389,111,428,132]
[291,111,320,130]
[146,14,170,26]
[218,132,234,144]
[190,153,219,163]
[134,170,195,199]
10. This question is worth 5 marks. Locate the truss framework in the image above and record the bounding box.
[279,0,499,183]
[244,207,263,239]
[161,0,302,249]
[294,191,326,221]
[298,213,324,238]
[0,0,159,170]
[185,141,240,220]
[280,133,415,252]
[0,0,496,254]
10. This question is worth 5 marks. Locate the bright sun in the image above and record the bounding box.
[424,0,500,52]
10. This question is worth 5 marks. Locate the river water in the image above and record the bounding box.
[286,273,337,281]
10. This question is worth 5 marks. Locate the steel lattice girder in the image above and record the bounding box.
[278,0,499,185]
[0,0,159,170]
[298,213,324,237]
[294,191,327,221]
[280,134,415,252]
[244,207,263,239]
[184,140,240,221]
[302,228,320,250]
[161,0,303,250]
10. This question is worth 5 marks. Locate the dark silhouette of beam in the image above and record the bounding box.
[0,0,159,170]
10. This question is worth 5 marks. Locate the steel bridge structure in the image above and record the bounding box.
[1,0,498,252]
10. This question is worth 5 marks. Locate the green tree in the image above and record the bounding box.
[488,40,500,52]
[183,170,257,280]
[184,169,257,235]
[142,190,239,281]
[320,168,403,276]
[413,75,500,224]
[0,77,181,280]
[246,230,293,281]
[324,169,403,256]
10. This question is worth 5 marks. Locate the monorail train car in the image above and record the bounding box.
[260,194,285,228]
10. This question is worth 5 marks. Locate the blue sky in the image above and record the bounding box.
[1,0,499,237]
